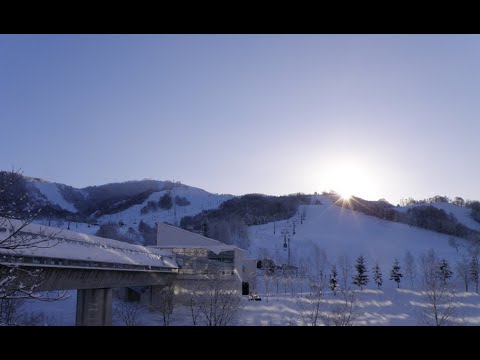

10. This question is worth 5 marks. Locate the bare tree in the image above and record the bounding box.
[113,297,145,326]
[448,237,460,253]
[273,267,281,300]
[297,256,308,295]
[404,250,417,288]
[321,290,359,326]
[184,280,203,326]
[0,169,66,325]
[151,282,175,326]
[0,297,24,325]
[263,267,273,302]
[298,286,323,326]
[337,254,352,291]
[189,269,243,326]
[469,253,479,294]
[21,310,56,326]
[456,256,470,292]
[418,249,456,326]
[309,244,329,289]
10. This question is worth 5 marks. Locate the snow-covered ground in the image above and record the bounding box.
[22,284,480,326]
[32,181,77,212]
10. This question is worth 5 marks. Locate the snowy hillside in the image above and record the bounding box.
[32,185,233,239]
[396,201,480,232]
[97,186,233,228]
[249,195,464,271]
[30,180,77,212]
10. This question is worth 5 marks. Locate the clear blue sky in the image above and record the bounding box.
[1,34,480,204]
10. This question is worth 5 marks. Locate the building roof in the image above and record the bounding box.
[0,217,177,268]
[155,222,246,254]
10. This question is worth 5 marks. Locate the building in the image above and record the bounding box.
[150,222,247,296]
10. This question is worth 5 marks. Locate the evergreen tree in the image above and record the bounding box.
[159,193,173,210]
[470,256,479,294]
[373,262,383,290]
[390,259,403,288]
[329,265,339,296]
[437,258,453,285]
[201,218,209,238]
[352,255,368,290]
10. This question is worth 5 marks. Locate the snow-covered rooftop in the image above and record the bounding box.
[155,222,245,254]
[0,218,178,269]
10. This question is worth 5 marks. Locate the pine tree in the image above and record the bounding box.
[390,259,403,288]
[373,262,383,290]
[352,256,368,290]
[437,258,453,285]
[470,256,479,294]
[329,265,339,296]
[201,218,209,238]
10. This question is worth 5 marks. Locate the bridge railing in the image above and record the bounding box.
[0,254,178,273]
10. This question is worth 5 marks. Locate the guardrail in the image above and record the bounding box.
[0,254,178,273]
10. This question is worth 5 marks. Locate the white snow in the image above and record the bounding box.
[32,181,77,213]
[23,287,480,326]
[248,196,461,270]
[97,186,233,228]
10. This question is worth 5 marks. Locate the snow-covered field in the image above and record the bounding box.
[21,284,480,326]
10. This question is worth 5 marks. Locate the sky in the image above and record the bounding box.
[1,34,480,205]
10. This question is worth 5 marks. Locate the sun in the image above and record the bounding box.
[320,160,378,200]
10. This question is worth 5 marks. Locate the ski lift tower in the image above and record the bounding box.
[287,235,291,267]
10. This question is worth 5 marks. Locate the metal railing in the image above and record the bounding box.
[0,254,178,273]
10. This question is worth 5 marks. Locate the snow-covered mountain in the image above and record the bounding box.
[96,186,232,228]
[10,172,480,251]
[16,176,233,236]
[29,180,78,213]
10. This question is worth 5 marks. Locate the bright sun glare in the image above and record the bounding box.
[321,161,378,201]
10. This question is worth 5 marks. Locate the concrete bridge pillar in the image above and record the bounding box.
[76,288,112,326]
[149,285,163,308]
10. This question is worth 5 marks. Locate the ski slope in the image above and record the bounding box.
[97,186,232,228]
[32,181,77,212]
[249,196,467,272]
